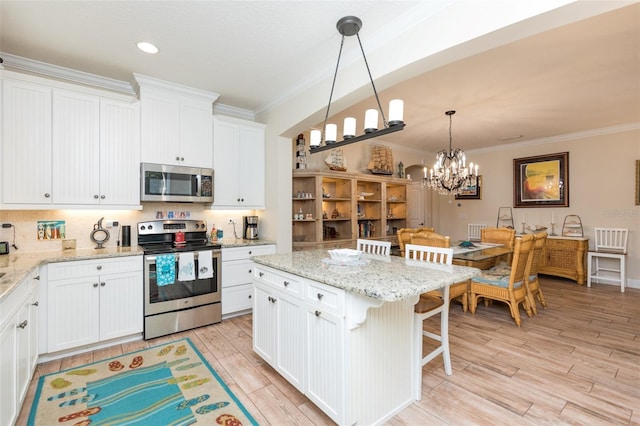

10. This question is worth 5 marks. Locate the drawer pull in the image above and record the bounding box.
[32,301,39,307]
[284,281,290,287]
[315,310,321,317]
[248,250,252,255]
[34,275,40,280]
[97,265,102,270]
[17,320,28,329]
[268,296,277,303]
[317,293,324,300]
[259,272,264,277]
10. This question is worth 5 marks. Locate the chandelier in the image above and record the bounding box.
[309,16,405,153]
[423,110,479,195]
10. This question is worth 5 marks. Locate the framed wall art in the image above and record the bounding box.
[455,176,482,200]
[513,152,569,208]
[636,160,640,206]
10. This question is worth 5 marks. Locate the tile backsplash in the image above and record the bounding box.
[0,204,254,253]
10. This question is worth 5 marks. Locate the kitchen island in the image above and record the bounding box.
[250,249,480,426]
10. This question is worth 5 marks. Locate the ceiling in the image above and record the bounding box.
[1,1,638,154]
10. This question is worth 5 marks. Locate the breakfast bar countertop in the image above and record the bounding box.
[251,249,480,302]
[0,246,144,302]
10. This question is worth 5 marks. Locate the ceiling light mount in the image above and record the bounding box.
[309,16,405,154]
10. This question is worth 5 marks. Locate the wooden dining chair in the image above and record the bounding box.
[469,234,535,326]
[396,227,435,257]
[405,243,455,386]
[356,238,391,256]
[481,227,516,264]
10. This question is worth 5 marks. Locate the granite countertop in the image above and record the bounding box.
[0,246,143,303]
[219,239,276,248]
[251,249,480,302]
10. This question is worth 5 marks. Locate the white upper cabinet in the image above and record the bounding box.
[1,70,141,209]
[213,115,266,209]
[135,74,219,169]
[1,79,53,204]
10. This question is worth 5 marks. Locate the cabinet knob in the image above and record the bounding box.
[93,283,99,287]
[34,275,40,280]
[315,310,321,317]
[248,269,252,274]
[100,282,106,287]
[241,198,244,202]
[180,157,184,161]
[237,198,241,202]
[32,301,39,307]
[248,294,252,299]
[44,193,51,198]
[176,156,181,161]
[317,293,324,300]
[259,272,264,277]
[17,320,28,329]
[100,195,105,199]
[248,251,252,255]
[94,194,99,199]
[97,265,102,270]
[284,281,290,287]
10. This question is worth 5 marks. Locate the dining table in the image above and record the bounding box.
[451,242,512,270]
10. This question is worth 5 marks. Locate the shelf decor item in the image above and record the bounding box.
[562,214,583,237]
[496,207,514,228]
[514,152,569,207]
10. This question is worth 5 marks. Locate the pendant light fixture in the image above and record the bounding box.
[309,16,405,153]
[423,110,479,195]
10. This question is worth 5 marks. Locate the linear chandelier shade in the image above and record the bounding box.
[423,110,479,195]
[309,16,405,154]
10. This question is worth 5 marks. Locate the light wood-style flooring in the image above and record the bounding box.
[17,277,640,425]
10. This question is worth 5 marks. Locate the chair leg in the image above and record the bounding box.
[470,292,478,314]
[509,302,522,326]
[621,259,626,293]
[587,254,593,287]
[441,284,452,375]
[536,288,548,308]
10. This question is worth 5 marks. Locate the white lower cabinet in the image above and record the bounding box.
[253,267,305,392]
[47,256,142,353]
[253,265,344,421]
[253,264,416,426]
[221,245,275,317]
[0,268,40,426]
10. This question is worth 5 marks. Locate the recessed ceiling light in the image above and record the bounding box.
[137,42,159,54]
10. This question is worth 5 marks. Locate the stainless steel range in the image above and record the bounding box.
[138,219,221,340]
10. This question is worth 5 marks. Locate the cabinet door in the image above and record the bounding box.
[305,307,344,423]
[140,92,180,165]
[99,98,141,205]
[0,319,18,426]
[99,271,143,340]
[276,292,305,391]
[180,99,213,168]
[48,276,100,352]
[252,284,277,366]
[52,89,100,204]
[212,118,241,206]
[15,302,31,405]
[238,124,266,208]
[2,79,52,204]
[221,284,254,316]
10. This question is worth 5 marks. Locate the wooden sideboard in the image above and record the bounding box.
[538,236,588,284]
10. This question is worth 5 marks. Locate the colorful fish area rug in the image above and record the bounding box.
[28,338,257,426]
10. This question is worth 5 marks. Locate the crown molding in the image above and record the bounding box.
[468,122,640,155]
[213,103,255,121]
[0,52,135,95]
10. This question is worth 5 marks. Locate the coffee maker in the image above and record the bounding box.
[243,216,259,240]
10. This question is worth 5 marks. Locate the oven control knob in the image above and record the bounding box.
[148,225,153,230]
[140,226,146,231]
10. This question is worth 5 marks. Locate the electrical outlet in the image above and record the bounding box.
[104,220,119,228]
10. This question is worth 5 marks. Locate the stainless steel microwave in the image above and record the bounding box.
[141,163,214,203]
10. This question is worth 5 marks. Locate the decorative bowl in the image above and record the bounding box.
[328,249,362,263]
[360,192,375,197]
[458,240,476,248]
